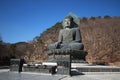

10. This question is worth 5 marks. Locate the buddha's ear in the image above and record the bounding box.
[62,21,66,29]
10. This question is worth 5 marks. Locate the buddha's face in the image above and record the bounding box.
[63,18,71,28]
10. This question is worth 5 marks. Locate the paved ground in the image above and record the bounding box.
[62,73,120,80]
[0,69,120,80]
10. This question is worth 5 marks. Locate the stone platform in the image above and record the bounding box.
[42,62,120,72]
[10,61,120,76]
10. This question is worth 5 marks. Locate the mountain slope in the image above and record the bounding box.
[0,16,120,66]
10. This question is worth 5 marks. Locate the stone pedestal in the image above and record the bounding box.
[48,49,87,63]
[47,49,87,75]
[47,49,88,76]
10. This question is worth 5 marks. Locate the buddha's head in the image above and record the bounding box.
[62,15,77,29]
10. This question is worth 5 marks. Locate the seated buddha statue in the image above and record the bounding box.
[48,15,84,51]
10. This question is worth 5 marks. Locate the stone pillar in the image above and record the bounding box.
[10,59,24,72]
[56,54,71,75]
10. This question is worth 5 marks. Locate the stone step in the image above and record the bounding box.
[75,66,120,72]
[71,69,120,75]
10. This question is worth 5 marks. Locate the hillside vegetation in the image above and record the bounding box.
[0,16,120,66]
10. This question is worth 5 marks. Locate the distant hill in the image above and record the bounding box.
[0,16,120,66]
